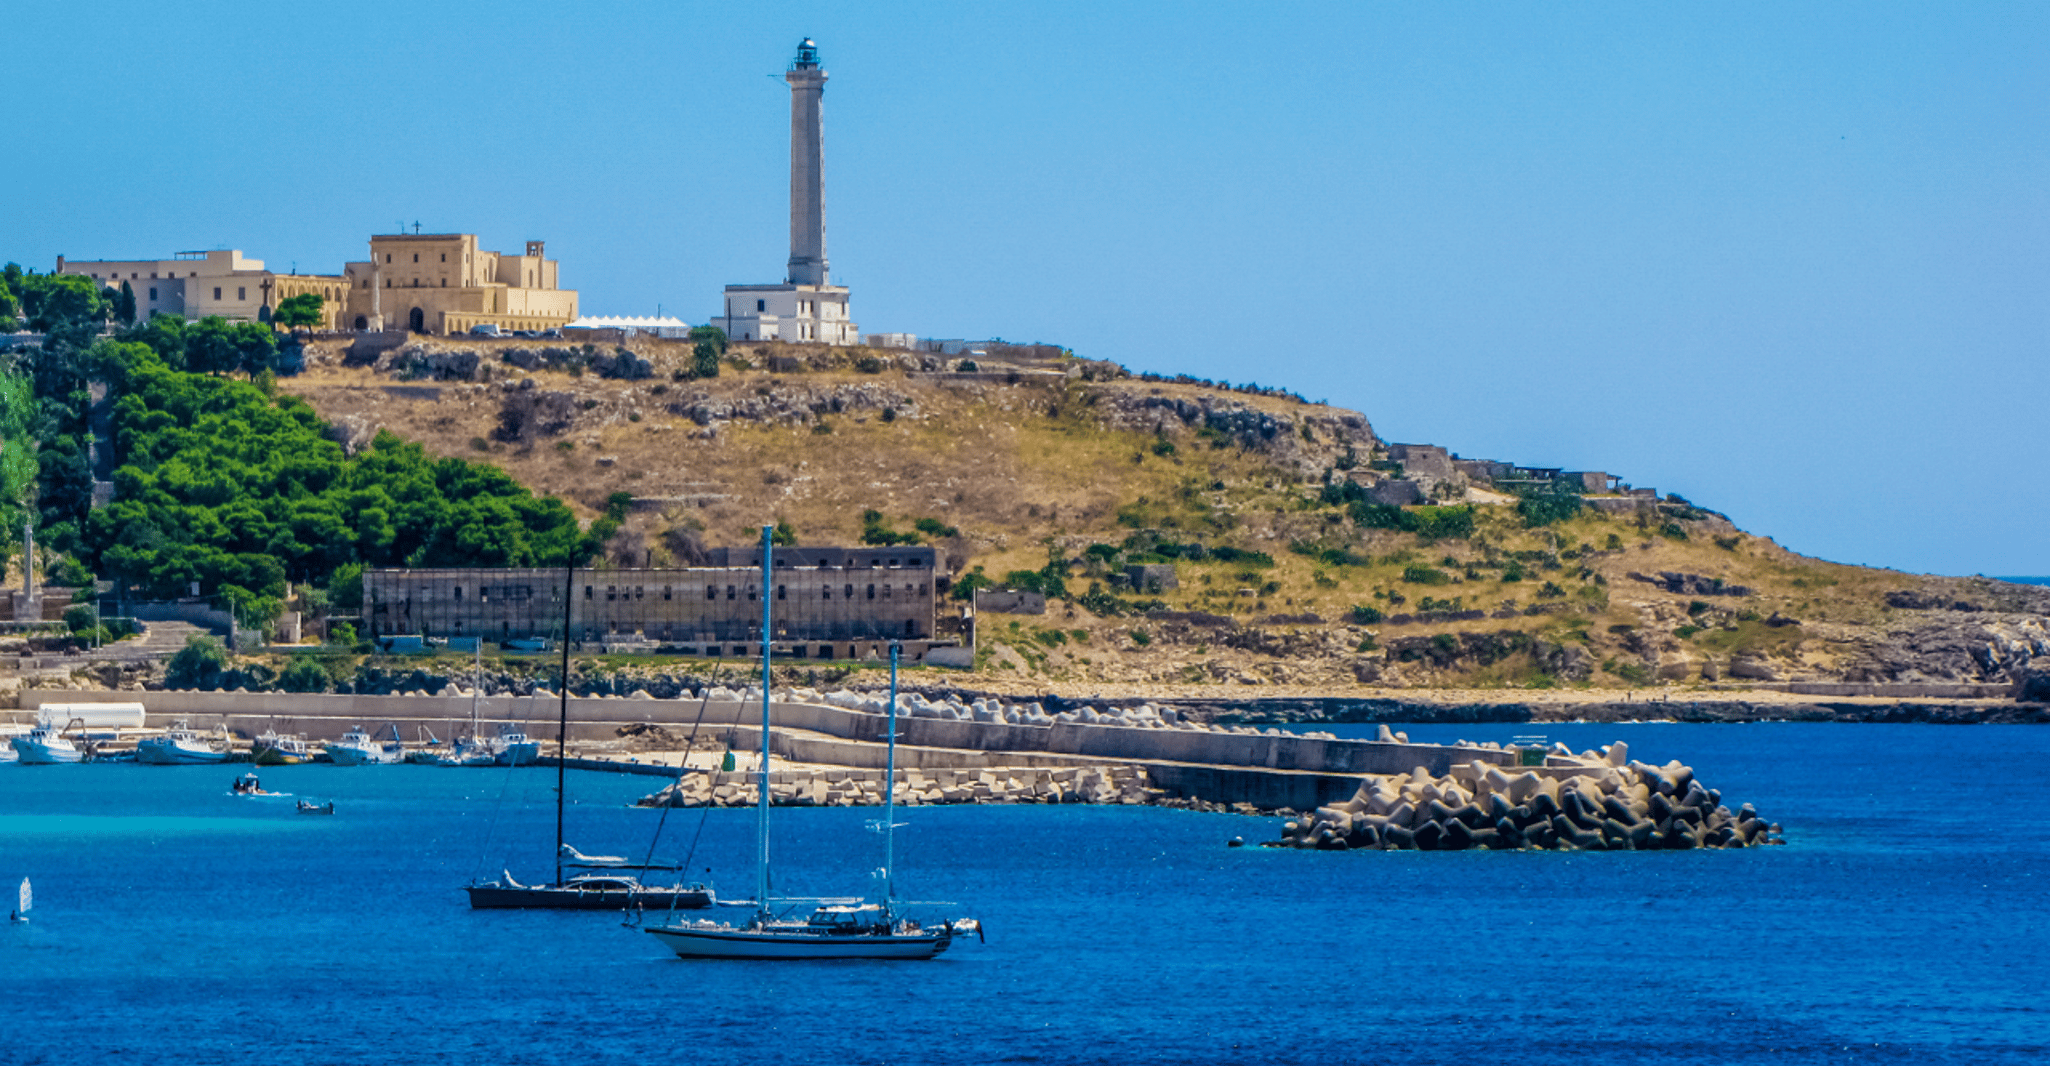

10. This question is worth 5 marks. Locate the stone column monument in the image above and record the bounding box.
[785,38,830,287]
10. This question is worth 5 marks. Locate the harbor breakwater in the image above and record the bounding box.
[640,763,1161,809]
[15,689,1776,826]
[1271,733,1779,851]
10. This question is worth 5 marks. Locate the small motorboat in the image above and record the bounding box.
[296,800,336,815]
[252,730,314,765]
[229,772,289,798]
[136,721,231,765]
[10,724,84,765]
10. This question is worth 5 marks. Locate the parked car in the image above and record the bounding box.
[468,323,503,337]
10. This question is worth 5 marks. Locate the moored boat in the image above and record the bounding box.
[643,526,978,960]
[136,721,231,765]
[467,870,713,910]
[252,730,314,765]
[11,724,84,764]
[325,725,403,766]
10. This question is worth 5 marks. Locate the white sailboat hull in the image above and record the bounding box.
[11,736,83,764]
[645,923,952,960]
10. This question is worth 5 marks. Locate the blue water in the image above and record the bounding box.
[1996,576,2050,586]
[3,723,2047,1065]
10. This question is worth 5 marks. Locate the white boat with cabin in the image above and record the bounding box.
[136,721,231,765]
[325,725,403,766]
[11,723,84,764]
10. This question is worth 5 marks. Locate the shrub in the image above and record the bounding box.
[914,517,959,539]
[1516,487,1583,527]
[1401,565,1450,585]
[956,360,977,372]
[165,634,230,690]
[1714,535,1741,551]
[278,657,331,693]
[63,603,97,633]
[1659,521,1689,541]
[1348,604,1385,625]
[853,355,885,374]
[1604,533,1624,550]
[1129,629,1152,647]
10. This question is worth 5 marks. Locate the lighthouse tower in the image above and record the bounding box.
[714,38,858,345]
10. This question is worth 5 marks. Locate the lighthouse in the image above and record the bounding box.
[714,38,859,345]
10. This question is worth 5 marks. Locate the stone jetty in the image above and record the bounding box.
[640,764,1158,808]
[1272,737,1781,851]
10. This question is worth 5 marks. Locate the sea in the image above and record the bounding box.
[3,721,2047,1066]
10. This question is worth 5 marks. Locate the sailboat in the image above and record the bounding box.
[11,877,30,922]
[465,565,713,912]
[643,526,980,960]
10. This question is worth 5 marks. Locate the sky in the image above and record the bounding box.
[3,2,2043,576]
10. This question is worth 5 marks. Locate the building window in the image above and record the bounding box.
[882,585,891,599]
[213,287,222,300]
[756,299,766,312]
[867,584,876,600]
[385,254,391,263]
[777,585,786,600]
[440,254,446,262]
[727,585,736,600]
[606,586,617,601]
[635,587,643,600]
[453,586,462,600]
[148,287,156,300]
[663,586,672,600]
[707,585,717,601]
[845,584,854,599]
[747,586,757,601]
[413,254,419,263]
[823,587,831,600]
[237,287,245,300]
[585,585,593,600]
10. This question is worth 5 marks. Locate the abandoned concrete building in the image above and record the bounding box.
[363,546,944,660]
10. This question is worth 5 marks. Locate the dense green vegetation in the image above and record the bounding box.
[2,262,609,628]
[84,343,601,620]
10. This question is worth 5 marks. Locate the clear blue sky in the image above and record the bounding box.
[5,2,2043,576]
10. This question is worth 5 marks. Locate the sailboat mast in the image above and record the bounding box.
[884,640,899,912]
[755,525,773,920]
[557,564,574,886]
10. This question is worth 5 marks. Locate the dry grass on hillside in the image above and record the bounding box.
[277,339,2034,692]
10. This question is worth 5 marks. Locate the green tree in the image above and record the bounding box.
[115,282,137,325]
[165,634,230,690]
[16,272,109,340]
[274,293,323,330]
[771,518,797,546]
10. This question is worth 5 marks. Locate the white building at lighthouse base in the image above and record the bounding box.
[713,283,858,344]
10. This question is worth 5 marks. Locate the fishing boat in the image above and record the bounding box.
[11,722,84,764]
[464,566,713,912]
[136,721,231,765]
[324,725,403,766]
[296,800,336,815]
[10,878,28,922]
[495,729,541,766]
[643,527,979,961]
[252,730,314,765]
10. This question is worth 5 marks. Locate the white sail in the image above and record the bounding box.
[17,877,28,915]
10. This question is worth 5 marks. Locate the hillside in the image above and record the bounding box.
[277,333,2050,695]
